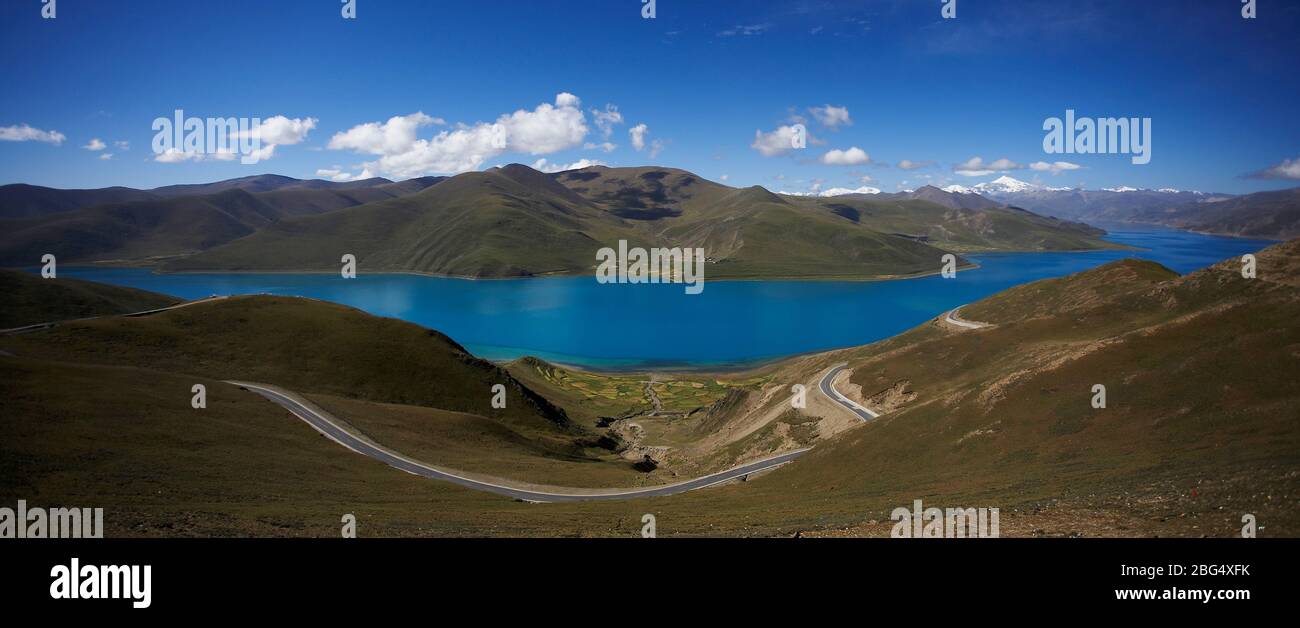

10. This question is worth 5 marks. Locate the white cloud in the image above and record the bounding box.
[114,140,130,151]
[779,185,881,197]
[1029,160,1082,175]
[530,157,605,173]
[590,104,624,139]
[954,156,1023,177]
[99,153,113,161]
[897,159,933,170]
[0,124,65,145]
[249,116,318,146]
[328,112,438,156]
[629,123,649,151]
[751,125,804,157]
[154,148,205,163]
[83,138,107,151]
[719,174,730,182]
[820,147,870,165]
[648,139,665,159]
[584,141,617,152]
[326,94,591,178]
[1247,156,1300,180]
[809,105,852,128]
[154,115,314,164]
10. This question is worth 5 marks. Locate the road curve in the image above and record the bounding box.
[229,381,808,503]
[818,365,879,421]
[942,305,990,330]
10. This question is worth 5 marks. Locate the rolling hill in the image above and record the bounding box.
[732,237,1300,535]
[0,294,574,436]
[0,268,180,328]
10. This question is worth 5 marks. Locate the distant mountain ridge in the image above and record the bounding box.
[0,175,446,265]
[0,174,447,220]
[967,176,1297,239]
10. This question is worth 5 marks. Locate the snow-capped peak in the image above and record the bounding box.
[1103,186,1139,193]
[972,176,1037,194]
[941,184,976,194]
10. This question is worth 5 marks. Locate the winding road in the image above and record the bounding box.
[943,305,991,330]
[818,365,880,421]
[6,294,989,502]
[230,381,809,503]
[816,306,991,423]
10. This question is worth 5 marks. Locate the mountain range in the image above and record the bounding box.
[959,176,1299,240]
[0,165,1124,279]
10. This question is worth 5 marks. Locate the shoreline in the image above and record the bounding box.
[75,261,986,283]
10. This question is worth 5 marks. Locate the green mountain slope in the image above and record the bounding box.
[166,165,627,276]
[169,165,971,279]
[719,238,1300,534]
[0,268,180,328]
[1,294,576,437]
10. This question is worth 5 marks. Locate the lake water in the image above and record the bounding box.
[55,225,1275,371]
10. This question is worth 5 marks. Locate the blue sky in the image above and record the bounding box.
[1,0,1297,194]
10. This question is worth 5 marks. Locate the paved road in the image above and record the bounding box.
[0,296,227,335]
[230,381,809,503]
[943,305,989,330]
[818,365,879,421]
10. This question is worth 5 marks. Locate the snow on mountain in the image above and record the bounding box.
[972,176,1038,195]
[941,184,976,194]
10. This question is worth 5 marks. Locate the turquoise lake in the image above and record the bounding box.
[54,225,1275,371]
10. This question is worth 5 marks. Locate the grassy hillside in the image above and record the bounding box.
[760,239,1300,534]
[0,268,180,328]
[1,243,1296,536]
[0,295,575,437]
